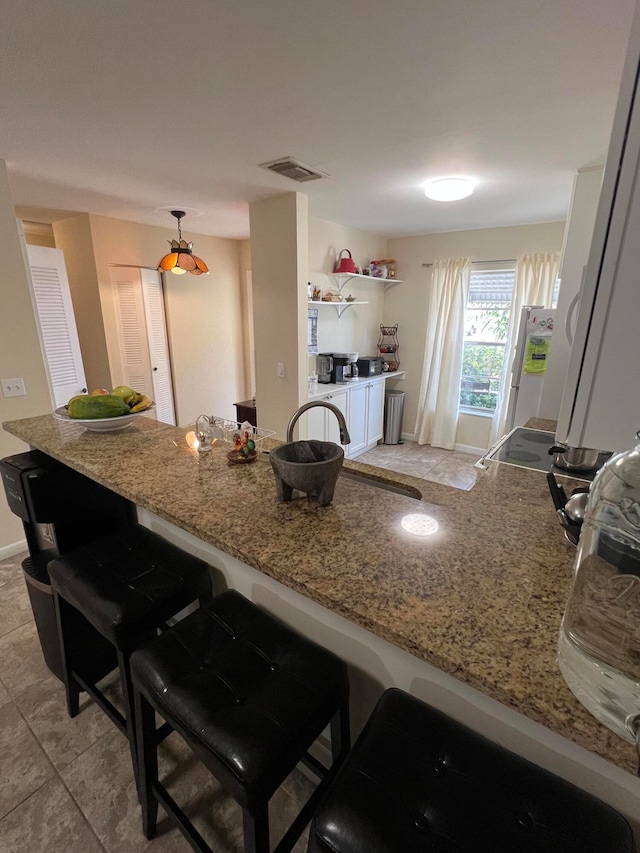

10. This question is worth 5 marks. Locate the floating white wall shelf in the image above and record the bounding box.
[331,272,403,290]
[308,300,368,319]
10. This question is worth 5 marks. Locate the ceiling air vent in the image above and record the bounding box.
[259,157,329,183]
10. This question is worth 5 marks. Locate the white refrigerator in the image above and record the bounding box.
[504,306,556,431]
[557,3,640,453]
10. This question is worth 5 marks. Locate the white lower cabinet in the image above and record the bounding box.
[347,383,368,455]
[305,399,327,440]
[306,388,349,444]
[366,378,385,446]
[306,378,386,459]
[325,389,349,444]
[348,378,385,458]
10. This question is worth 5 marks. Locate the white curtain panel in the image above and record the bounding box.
[489,252,560,444]
[414,258,471,450]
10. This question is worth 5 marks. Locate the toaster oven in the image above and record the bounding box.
[356,357,383,377]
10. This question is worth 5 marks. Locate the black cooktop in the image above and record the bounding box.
[486,427,611,482]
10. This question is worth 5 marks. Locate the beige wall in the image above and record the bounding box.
[53,214,111,392]
[76,215,245,426]
[250,193,308,440]
[387,221,566,450]
[308,217,387,362]
[238,239,254,397]
[0,193,245,549]
[23,221,55,248]
[0,161,53,554]
[163,238,245,426]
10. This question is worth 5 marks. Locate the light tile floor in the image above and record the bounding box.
[0,551,314,853]
[358,440,481,491]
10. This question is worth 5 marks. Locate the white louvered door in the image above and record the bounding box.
[140,269,175,425]
[26,245,87,408]
[110,267,176,425]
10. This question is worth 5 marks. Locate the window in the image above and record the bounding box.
[460,268,515,413]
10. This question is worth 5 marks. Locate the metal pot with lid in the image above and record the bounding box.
[549,443,600,472]
[547,472,590,545]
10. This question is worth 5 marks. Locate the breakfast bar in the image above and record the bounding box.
[3,412,640,824]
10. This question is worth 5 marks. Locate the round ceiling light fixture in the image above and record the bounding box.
[423,176,476,202]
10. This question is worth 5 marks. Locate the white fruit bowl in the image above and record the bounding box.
[53,405,155,432]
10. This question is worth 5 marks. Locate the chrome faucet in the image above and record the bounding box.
[286,401,351,444]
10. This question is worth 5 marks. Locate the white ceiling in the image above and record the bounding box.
[1,0,636,240]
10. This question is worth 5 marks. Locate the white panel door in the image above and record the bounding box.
[111,267,176,425]
[111,268,151,397]
[140,269,175,425]
[26,245,87,407]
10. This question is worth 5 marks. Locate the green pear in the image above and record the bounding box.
[111,385,137,404]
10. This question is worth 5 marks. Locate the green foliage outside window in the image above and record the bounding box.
[460,343,504,411]
[460,271,514,412]
[480,309,509,340]
[461,390,497,408]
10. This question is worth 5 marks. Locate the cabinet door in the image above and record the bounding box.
[347,383,367,457]
[26,245,87,407]
[324,390,349,445]
[367,379,385,444]
[306,397,327,441]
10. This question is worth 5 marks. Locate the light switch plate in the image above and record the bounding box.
[1,378,26,397]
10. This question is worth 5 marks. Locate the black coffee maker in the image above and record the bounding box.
[330,354,350,383]
[345,352,359,381]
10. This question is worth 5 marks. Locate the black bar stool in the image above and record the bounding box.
[131,589,351,853]
[48,525,212,778]
[307,688,635,853]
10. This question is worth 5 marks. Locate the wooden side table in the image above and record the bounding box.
[234,399,257,427]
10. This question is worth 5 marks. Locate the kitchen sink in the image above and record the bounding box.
[339,469,421,499]
[261,449,421,499]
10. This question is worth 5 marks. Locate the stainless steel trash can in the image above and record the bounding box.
[384,390,405,445]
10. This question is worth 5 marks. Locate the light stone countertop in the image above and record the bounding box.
[2,412,637,775]
[308,371,405,397]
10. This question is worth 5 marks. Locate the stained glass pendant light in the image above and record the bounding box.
[157,210,209,275]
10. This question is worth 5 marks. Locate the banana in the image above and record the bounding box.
[130,394,153,413]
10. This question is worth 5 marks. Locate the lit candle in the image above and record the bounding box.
[185,431,199,451]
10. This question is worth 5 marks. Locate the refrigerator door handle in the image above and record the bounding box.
[564,267,587,346]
